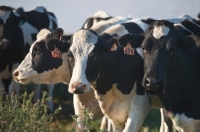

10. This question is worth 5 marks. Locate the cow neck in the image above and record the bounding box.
[67,58,73,77]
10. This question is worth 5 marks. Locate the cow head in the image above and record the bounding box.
[0,6,26,73]
[51,29,118,94]
[140,20,198,91]
[13,28,72,84]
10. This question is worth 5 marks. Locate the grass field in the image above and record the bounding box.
[18,83,160,132]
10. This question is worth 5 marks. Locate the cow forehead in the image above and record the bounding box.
[0,10,11,24]
[153,25,170,39]
[70,30,98,56]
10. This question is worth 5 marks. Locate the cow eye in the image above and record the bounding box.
[141,46,147,54]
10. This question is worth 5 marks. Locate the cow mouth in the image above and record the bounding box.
[14,78,29,84]
[143,83,160,91]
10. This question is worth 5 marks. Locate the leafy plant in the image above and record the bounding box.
[0,89,61,132]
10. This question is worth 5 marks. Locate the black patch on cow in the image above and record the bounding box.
[181,19,200,37]
[175,25,193,36]
[32,41,62,73]
[0,6,14,11]
[122,22,144,34]
[141,18,156,25]
[2,77,12,94]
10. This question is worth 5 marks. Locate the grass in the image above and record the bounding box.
[2,82,160,132]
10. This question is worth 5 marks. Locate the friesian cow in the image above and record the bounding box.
[43,19,152,132]
[13,14,192,131]
[13,15,131,130]
[0,6,57,95]
[120,15,200,131]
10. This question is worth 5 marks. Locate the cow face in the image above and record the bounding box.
[141,20,181,91]
[13,28,71,84]
[62,29,120,94]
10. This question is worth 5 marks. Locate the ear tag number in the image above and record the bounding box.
[123,43,134,55]
[51,46,62,58]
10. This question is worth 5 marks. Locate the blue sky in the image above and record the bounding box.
[2,0,200,34]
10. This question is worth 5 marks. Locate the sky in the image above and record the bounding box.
[1,0,200,34]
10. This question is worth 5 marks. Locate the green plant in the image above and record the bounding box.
[0,90,61,132]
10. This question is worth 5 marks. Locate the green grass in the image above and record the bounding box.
[14,83,160,131]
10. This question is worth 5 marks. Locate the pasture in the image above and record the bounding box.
[4,83,160,132]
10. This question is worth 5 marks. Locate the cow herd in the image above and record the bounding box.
[1,5,200,132]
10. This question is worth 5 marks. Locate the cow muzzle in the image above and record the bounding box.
[13,70,28,84]
[69,82,87,94]
[143,77,161,91]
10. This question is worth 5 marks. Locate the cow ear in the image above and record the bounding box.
[46,39,70,53]
[0,39,9,49]
[52,28,64,40]
[15,16,26,25]
[119,33,144,48]
[177,34,200,50]
[100,37,118,53]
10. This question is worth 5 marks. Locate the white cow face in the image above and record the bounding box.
[68,29,98,94]
[13,28,72,84]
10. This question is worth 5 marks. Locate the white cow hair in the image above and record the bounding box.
[153,25,170,39]
[91,16,132,35]
[31,6,47,13]
[36,28,52,42]
[70,30,98,56]
[0,10,11,24]
[92,10,111,18]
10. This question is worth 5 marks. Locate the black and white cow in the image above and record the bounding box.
[0,6,57,95]
[81,10,113,29]
[13,15,131,129]
[120,15,200,131]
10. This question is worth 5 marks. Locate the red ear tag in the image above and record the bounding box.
[51,46,62,58]
[123,43,134,55]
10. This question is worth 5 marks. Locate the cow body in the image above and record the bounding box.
[13,12,123,130]
[137,17,200,131]
[0,6,57,95]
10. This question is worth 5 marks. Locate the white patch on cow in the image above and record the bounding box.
[0,10,11,24]
[174,23,194,35]
[92,11,111,18]
[91,16,132,35]
[135,20,150,32]
[103,24,129,37]
[136,47,143,59]
[69,30,98,92]
[153,25,170,39]
[163,15,193,24]
[171,113,200,132]
[93,83,151,131]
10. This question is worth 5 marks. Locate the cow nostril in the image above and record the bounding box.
[14,71,19,77]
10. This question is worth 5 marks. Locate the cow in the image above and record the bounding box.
[119,15,200,131]
[81,10,113,29]
[13,15,131,130]
[0,6,57,96]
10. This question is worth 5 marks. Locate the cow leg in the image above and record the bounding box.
[100,116,113,131]
[160,108,170,132]
[47,84,54,112]
[73,94,85,130]
[123,92,151,132]
[8,78,20,96]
